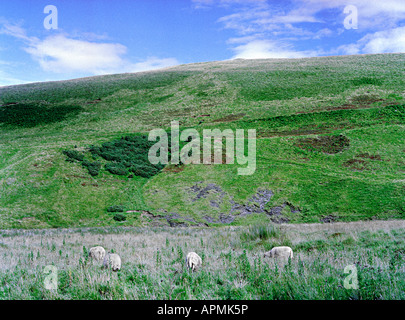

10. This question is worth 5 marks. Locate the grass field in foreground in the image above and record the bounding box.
[1,220,405,300]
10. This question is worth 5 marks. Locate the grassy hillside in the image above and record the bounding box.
[1,53,405,229]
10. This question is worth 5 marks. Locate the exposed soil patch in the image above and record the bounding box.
[213,113,246,123]
[67,174,91,180]
[125,210,171,227]
[184,145,232,165]
[165,212,208,227]
[165,107,194,117]
[230,189,274,216]
[320,214,338,223]
[162,164,185,173]
[189,182,226,205]
[297,98,399,114]
[343,159,367,171]
[350,94,383,105]
[86,98,102,104]
[187,182,300,224]
[295,105,369,114]
[356,153,382,161]
[326,104,379,111]
[263,201,301,224]
[328,232,344,238]
[271,216,291,224]
[258,128,333,138]
[192,114,210,118]
[295,134,350,154]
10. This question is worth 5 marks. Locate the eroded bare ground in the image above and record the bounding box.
[185,184,299,224]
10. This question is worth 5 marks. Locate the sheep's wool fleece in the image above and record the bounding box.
[186,252,202,270]
[266,246,293,259]
[89,246,106,261]
[103,253,121,271]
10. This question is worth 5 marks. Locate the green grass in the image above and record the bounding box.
[0,102,83,127]
[0,71,193,104]
[1,53,405,229]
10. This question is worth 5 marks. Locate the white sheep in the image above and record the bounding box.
[88,246,106,261]
[103,253,121,271]
[186,252,202,271]
[264,246,293,259]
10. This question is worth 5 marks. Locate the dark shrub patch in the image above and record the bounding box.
[105,163,128,176]
[107,205,125,212]
[81,161,102,176]
[351,77,383,86]
[90,135,165,178]
[295,134,350,154]
[63,150,84,162]
[0,103,82,127]
[113,213,127,222]
[130,165,159,178]
[63,134,166,178]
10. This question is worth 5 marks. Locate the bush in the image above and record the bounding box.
[113,213,126,222]
[63,134,168,178]
[0,103,82,127]
[81,161,102,176]
[105,163,128,176]
[107,205,125,213]
[63,150,84,162]
[91,134,166,178]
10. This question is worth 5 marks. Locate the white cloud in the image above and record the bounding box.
[313,28,333,40]
[297,0,405,29]
[0,70,33,87]
[197,0,405,59]
[129,57,180,73]
[231,39,319,59]
[336,43,360,55]
[25,34,128,74]
[0,22,180,78]
[193,0,267,10]
[361,27,405,53]
[0,22,35,42]
[338,26,405,55]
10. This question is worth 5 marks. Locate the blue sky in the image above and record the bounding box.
[1,0,405,86]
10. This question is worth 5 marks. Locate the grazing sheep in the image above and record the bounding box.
[186,252,202,271]
[88,246,106,261]
[103,253,121,271]
[264,246,293,259]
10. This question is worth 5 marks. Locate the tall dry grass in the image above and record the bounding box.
[1,220,405,299]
